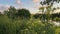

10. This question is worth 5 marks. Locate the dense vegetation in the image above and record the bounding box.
[0,6,60,34]
[0,0,60,34]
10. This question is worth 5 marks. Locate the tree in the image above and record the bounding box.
[33,14,41,19]
[6,6,31,20]
[39,0,60,34]
[0,12,2,16]
[40,0,60,5]
[17,9,31,19]
[39,0,60,22]
[7,6,17,19]
[39,6,46,23]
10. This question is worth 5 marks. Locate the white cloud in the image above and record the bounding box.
[15,0,24,9]
[0,4,2,7]
[34,4,42,9]
[16,0,21,4]
[33,0,40,3]
[5,5,10,8]
[0,4,10,13]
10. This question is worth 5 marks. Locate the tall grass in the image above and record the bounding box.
[0,15,60,34]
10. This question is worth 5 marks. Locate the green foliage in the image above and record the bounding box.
[53,17,60,21]
[0,15,57,34]
[0,2,60,34]
[40,0,60,5]
[55,28,60,34]
[6,6,17,19]
[39,0,56,22]
[0,16,16,34]
[6,6,31,19]
[17,9,31,19]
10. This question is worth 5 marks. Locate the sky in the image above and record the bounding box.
[0,0,60,14]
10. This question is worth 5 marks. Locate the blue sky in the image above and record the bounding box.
[0,0,60,14]
[0,0,41,14]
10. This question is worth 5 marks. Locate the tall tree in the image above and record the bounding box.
[7,6,17,19]
[17,9,31,19]
[39,0,60,34]
[39,0,60,22]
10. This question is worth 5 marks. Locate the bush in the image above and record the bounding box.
[0,15,57,34]
[53,17,60,21]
